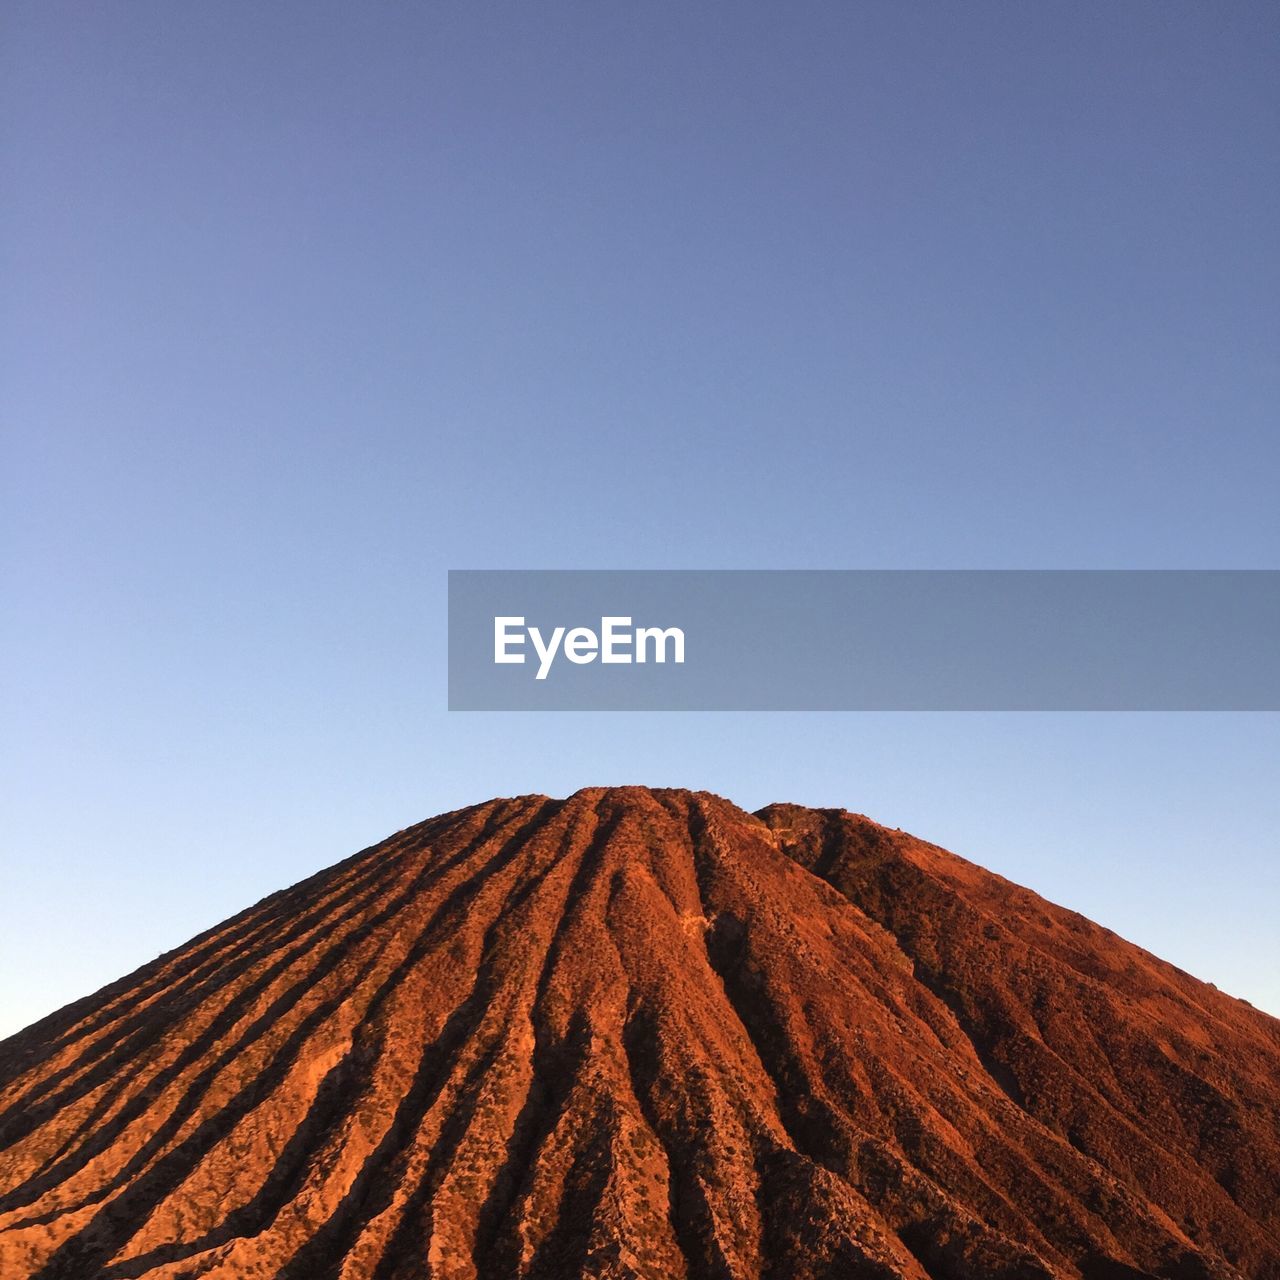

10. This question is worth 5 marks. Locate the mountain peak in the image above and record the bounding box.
[2,792,1276,1279]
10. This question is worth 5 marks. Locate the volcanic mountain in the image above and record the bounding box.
[1,789,1277,1280]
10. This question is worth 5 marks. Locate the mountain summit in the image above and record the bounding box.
[2,787,1277,1279]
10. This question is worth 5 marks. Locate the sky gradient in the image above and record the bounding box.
[2,2,1278,1037]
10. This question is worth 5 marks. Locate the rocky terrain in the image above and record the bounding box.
[1,787,1277,1279]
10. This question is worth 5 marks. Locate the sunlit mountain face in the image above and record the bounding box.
[2,788,1277,1280]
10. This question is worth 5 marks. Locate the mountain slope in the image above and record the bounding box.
[0,788,1276,1280]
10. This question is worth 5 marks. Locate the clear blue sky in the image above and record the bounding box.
[3,2,1277,1037]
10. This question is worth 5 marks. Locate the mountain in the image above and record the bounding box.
[1,787,1277,1280]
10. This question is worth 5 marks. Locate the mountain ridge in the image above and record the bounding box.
[1,786,1276,1279]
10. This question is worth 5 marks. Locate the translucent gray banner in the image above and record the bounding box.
[447,570,1279,710]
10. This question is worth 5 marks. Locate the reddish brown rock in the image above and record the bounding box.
[1,788,1276,1278]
